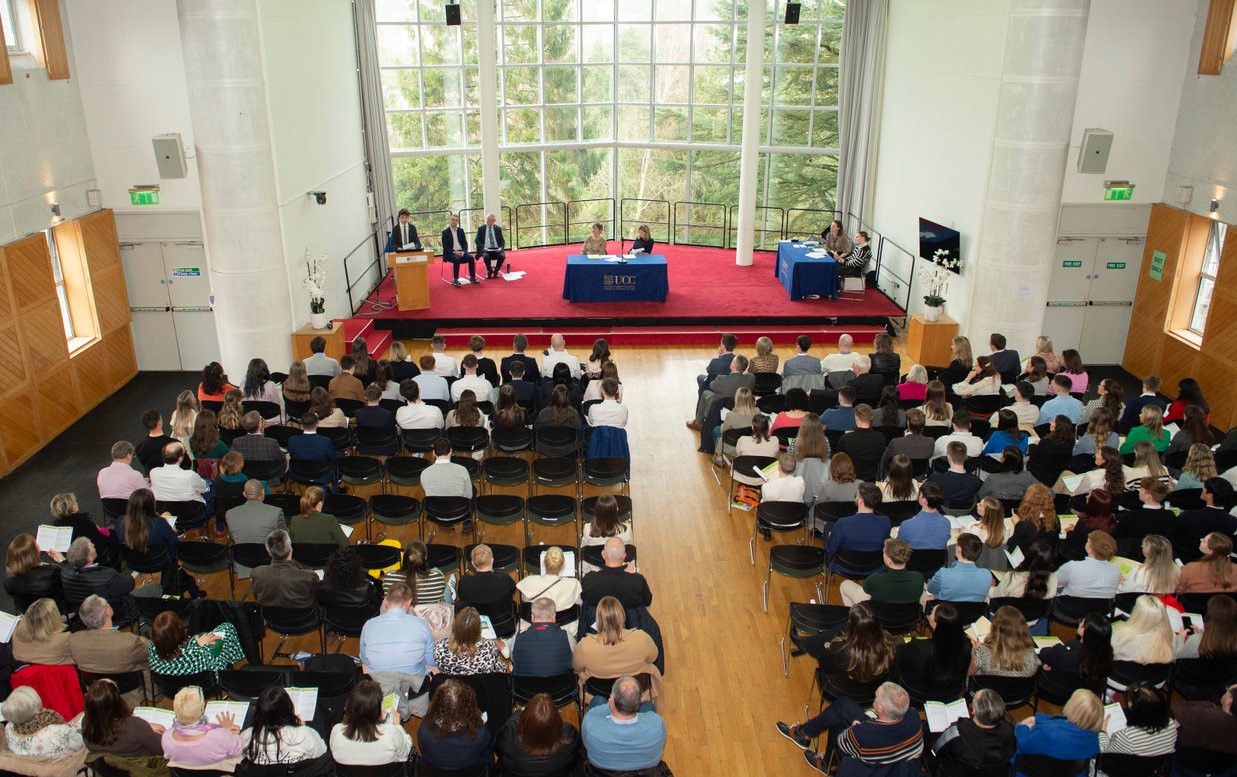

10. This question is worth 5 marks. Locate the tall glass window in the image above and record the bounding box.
[1189,220,1225,335]
[376,0,842,246]
[1,0,17,49]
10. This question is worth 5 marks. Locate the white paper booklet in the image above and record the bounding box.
[0,612,19,643]
[924,698,969,733]
[132,707,176,729]
[285,687,319,722]
[35,525,72,553]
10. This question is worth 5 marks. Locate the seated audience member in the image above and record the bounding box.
[452,354,494,404]
[540,364,582,414]
[135,409,176,474]
[1064,446,1125,498]
[1037,374,1083,426]
[1119,534,1181,595]
[989,540,1057,600]
[491,384,528,435]
[869,332,901,383]
[518,545,583,613]
[429,335,457,377]
[1119,374,1166,434]
[147,611,244,677]
[535,384,582,432]
[881,409,934,474]
[97,441,148,501]
[1056,348,1089,394]
[304,336,341,377]
[169,390,198,451]
[1038,612,1113,679]
[318,546,383,611]
[162,687,243,767]
[918,380,954,428]
[421,438,474,499]
[1,686,84,757]
[69,595,151,707]
[462,334,501,386]
[692,354,753,430]
[1111,596,1176,665]
[896,482,950,550]
[1058,490,1116,568]
[417,680,493,772]
[847,355,885,407]
[150,442,209,504]
[999,381,1041,430]
[926,441,983,508]
[1177,595,1237,659]
[1172,683,1237,762]
[456,544,517,631]
[445,389,490,432]
[880,455,920,503]
[231,411,287,478]
[1019,355,1051,396]
[1012,689,1103,777]
[12,597,70,665]
[1007,484,1060,557]
[434,606,507,676]
[395,379,445,430]
[836,404,886,481]
[1055,530,1120,599]
[1073,407,1119,458]
[386,341,420,382]
[933,412,983,460]
[1080,377,1125,427]
[330,680,414,765]
[1120,404,1171,454]
[821,334,862,374]
[214,451,252,499]
[893,603,972,699]
[773,388,813,433]
[932,689,1016,774]
[504,361,539,409]
[307,387,347,429]
[777,682,922,777]
[198,362,237,403]
[963,497,1015,569]
[289,486,347,547]
[972,606,1039,678]
[354,385,396,430]
[543,333,583,381]
[251,529,319,608]
[580,675,667,773]
[189,409,230,461]
[225,481,287,576]
[574,598,664,711]
[282,361,312,410]
[1178,532,1237,594]
[898,364,930,402]
[581,494,631,548]
[1168,405,1214,457]
[241,686,327,766]
[413,355,450,401]
[825,483,890,563]
[1113,480,1175,558]
[736,414,780,459]
[359,582,437,717]
[839,538,924,608]
[976,447,1039,502]
[587,378,629,429]
[820,386,856,432]
[746,336,779,374]
[783,335,822,376]
[1023,335,1060,373]
[285,413,339,487]
[803,600,898,677]
[1163,376,1209,423]
[984,409,1029,456]
[511,597,576,678]
[382,541,449,604]
[986,333,1021,384]
[953,355,1001,397]
[81,678,163,758]
[501,333,539,384]
[1124,440,1173,490]
[1100,683,1178,759]
[926,533,992,603]
[1174,478,1237,562]
[818,452,861,504]
[328,355,366,403]
[762,453,806,503]
[581,538,652,609]
[1174,443,1217,492]
[872,386,906,429]
[495,692,580,777]
[117,488,178,568]
[60,537,147,627]
[48,492,116,565]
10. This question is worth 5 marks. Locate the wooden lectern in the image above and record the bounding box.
[387,251,435,311]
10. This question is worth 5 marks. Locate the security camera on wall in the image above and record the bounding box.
[309,191,327,205]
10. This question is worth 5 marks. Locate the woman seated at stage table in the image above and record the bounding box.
[581,222,608,255]
[631,224,655,254]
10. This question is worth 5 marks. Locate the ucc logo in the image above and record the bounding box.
[604,275,638,285]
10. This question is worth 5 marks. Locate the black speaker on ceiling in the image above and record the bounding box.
[446,4,461,26]
[785,2,801,24]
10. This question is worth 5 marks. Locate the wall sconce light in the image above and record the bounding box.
[1210,198,1221,219]
[50,202,63,223]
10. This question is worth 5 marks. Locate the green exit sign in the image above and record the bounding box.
[1062,260,1083,268]
[1104,186,1134,201]
[129,190,160,206]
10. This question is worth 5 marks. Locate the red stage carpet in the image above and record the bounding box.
[355,243,905,339]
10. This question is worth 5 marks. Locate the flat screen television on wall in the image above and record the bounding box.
[919,218,961,271]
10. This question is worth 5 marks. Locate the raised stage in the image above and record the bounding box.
[353,243,905,343]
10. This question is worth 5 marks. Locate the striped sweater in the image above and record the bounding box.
[838,714,924,765]
[1099,720,1178,756]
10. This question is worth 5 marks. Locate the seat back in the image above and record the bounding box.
[1013,754,1090,777]
[756,501,807,531]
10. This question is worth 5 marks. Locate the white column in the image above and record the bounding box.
[477,0,502,217]
[177,0,294,372]
[733,0,767,267]
[966,0,1090,352]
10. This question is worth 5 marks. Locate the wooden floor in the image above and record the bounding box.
[191,339,899,774]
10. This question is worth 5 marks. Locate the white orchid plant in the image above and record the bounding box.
[303,248,328,314]
[918,248,962,307]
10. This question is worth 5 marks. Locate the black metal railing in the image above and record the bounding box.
[673,201,727,248]
[727,205,785,252]
[620,198,671,248]
[566,198,616,245]
[786,208,839,240]
[458,206,515,247]
[396,209,454,256]
[874,237,915,314]
[512,201,567,249]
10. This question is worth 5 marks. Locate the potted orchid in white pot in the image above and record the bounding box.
[918,249,962,322]
[303,249,329,329]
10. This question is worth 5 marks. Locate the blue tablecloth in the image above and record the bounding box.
[776,242,838,300]
[562,254,669,303]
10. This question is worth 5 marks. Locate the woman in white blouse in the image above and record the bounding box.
[952,355,1002,397]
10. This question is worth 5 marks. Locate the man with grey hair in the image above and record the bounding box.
[510,596,574,677]
[97,440,147,501]
[777,681,923,774]
[848,353,886,406]
[250,530,317,608]
[581,674,666,772]
[475,212,506,278]
[69,595,151,707]
[540,333,580,380]
[581,537,651,609]
[225,479,287,578]
[931,688,1015,772]
[59,537,154,627]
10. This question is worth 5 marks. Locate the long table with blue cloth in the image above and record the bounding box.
[776,241,838,300]
[562,253,669,303]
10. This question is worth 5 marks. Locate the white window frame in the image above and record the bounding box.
[1188,220,1225,336]
[45,228,75,340]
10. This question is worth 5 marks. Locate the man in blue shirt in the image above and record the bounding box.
[896,482,951,549]
[1037,375,1083,426]
[360,581,437,716]
[582,675,667,772]
[926,533,993,603]
[824,483,891,572]
[822,386,857,431]
[285,412,339,486]
[1056,529,1121,598]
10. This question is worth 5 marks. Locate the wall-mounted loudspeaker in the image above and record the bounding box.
[1077,128,1113,174]
[445,4,460,26]
[785,2,801,24]
[152,133,188,179]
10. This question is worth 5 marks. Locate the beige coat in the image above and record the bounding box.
[572,628,665,713]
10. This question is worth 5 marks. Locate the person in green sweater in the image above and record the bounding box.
[289,486,348,547]
[841,538,926,606]
[1119,404,1171,455]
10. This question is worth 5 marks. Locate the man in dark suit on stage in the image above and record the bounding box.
[475,212,506,278]
[441,213,477,287]
[385,209,422,253]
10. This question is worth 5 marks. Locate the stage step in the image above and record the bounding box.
[430,324,888,349]
[334,317,393,360]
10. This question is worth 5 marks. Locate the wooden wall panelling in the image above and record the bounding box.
[0,247,13,329]
[80,210,131,336]
[1199,0,1237,75]
[26,0,69,80]
[0,386,41,468]
[0,323,27,397]
[72,340,110,410]
[35,359,79,439]
[5,234,56,313]
[102,329,137,391]
[0,20,10,86]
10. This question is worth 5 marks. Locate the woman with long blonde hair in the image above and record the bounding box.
[1119,535,1181,595]
[966,496,1010,549]
[1178,532,1237,593]
[170,390,198,446]
[1120,404,1170,454]
[1175,443,1218,491]
[1125,440,1171,489]
[971,605,1038,677]
[747,336,779,374]
[572,596,664,711]
[1112,595,1175,664]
